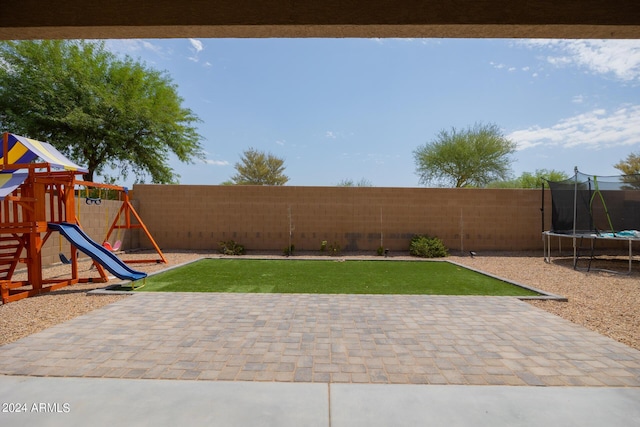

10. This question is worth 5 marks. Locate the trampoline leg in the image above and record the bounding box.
[587,238,595,272]
[543,233,549,263]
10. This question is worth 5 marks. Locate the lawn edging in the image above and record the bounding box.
[446,260,567,301]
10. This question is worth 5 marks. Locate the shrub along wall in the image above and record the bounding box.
[131,185,551,253]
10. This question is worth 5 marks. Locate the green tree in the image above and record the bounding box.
[614,153,640,175]
[230,147,289,185]
[413,123,516,188]
[0,40,203,183]
[336,178,373,187]
[488,169,569,188]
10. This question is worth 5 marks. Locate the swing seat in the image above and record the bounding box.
[103,240,122,251]
[59,251,79,264]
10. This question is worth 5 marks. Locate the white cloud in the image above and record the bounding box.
[491,62,527,74]
[325,131,337,139]
[105,39,169,58]
[276,140,286,146]
[188,38,204,62]
[572,95,586,104]
[202,159,229,166]
[520,39,640,81]
[189,38,204,53]
[508,105,640,151]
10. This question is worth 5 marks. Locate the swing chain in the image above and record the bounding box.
[85,197,101,205]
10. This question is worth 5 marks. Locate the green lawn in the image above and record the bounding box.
[131,259,539,296]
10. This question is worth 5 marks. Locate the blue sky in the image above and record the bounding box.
[105,38,640,187]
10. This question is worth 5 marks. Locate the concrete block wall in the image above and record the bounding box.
[132,185,551,253]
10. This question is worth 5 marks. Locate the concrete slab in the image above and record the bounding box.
[330,384,640,427]
[0,375,329,427]
[3,376,638,427]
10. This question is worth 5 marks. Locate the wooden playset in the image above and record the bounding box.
[0,132,166,304]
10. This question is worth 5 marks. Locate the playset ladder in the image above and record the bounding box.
[0,235,23,280]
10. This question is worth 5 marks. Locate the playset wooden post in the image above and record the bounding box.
[76,180,167,264]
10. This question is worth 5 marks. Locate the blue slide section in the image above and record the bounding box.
[48,222,147,281]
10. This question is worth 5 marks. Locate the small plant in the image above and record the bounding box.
[218,240,245,256]
[409,235,448,258]
[327,241,342,256]
[320,240,327,252]
[376,246,385,256]
[283,244,295,256]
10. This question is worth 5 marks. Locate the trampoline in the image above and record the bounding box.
[543,168,640,274]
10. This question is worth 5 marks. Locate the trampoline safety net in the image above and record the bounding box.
[547,170,640,235]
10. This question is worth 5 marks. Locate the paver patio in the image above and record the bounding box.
[0,293,638,386]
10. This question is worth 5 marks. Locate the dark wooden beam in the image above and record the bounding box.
[1,0,639,39]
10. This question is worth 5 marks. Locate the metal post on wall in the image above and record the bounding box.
[540,181,545,235]
[573,166,579,267]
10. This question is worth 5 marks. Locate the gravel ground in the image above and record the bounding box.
[1,250,638,352]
